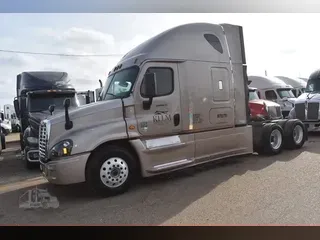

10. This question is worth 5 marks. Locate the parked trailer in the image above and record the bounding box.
[248,75,296,118]
[288,69,320,132]
[39,23,307,197]
[275,76,306,98]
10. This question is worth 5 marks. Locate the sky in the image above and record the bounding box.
[0,13,319,107]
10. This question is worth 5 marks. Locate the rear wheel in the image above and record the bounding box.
[258,123,284,155]
[283,119,306,149]
[85,145,139,197]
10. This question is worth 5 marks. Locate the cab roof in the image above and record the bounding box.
[248,75,293,90]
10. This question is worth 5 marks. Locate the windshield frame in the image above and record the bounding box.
[100,66,140,101]
[276,88,295,99]
[27,93,78,113]
[305,79,320,93]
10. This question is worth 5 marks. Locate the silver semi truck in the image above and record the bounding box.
[39,23,307,196]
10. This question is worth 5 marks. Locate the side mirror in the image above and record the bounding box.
[282,97,288,101]
[48,105,55,115]
[13,98,20,118]
[0,112,4,121]
[64,98,71,108]
[142,73,157,110]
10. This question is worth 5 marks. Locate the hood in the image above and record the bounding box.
[294,92,320,104]
[47,99,123,125]
[29,108,66,123]
[249,99,280,107]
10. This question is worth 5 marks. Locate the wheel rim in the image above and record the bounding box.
[293,125,304,144]
[100,157,129,188]
[270,129,282,150]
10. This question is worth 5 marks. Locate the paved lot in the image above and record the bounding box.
[1,134,320,225]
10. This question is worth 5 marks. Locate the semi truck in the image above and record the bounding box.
[13,71,80,169]
[275,76,306,98]
[39,23,307,197]
[3,104,21,132]
[0,112,6,154]
[76,90,95,105]
[288,69,320,131]
[248,75,296,118]
[248,86,282,121]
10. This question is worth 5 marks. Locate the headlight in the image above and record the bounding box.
[27,137,38,145]
[49,139,73,159]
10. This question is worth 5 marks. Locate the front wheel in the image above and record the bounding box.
[85,145,139,197]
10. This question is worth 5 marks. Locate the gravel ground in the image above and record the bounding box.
[1,134,320,225]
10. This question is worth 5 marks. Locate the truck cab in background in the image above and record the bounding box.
[276,76,306,98]
[14,71,80,169]
[76,90,95,105]
[288,69,320,132]
[0,112,6,154]
[248,75,296,118]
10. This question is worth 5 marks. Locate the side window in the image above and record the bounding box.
[204,34,223,54]
[141,67,174,97]
[265,90,277,100]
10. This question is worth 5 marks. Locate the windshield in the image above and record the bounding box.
[28,93,78,113]
[249,90,259,100]
[100,66,139,101]
[276,88,295,99]
[305,79,320,93]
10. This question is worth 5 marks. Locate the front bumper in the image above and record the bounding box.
[40,152,90,185]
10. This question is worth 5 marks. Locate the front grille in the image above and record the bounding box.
[295,103,305,120]
[307,102,319,120]
[39,122,48,162]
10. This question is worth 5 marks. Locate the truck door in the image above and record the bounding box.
[134,62,181,137]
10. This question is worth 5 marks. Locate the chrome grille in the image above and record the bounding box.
[39,122,48,162]
[307,102,319,120]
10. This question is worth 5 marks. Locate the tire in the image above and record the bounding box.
[1,133,5,150]
[283,119,306,149]
[258,123,284,155]
[85,145,139,197]
[20,132,25,150]
[1,127,8,136]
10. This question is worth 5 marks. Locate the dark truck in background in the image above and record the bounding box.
[13,71,79,169]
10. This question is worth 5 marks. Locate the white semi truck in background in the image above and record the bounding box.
[276,76,306,98]
[39,23,307,197]
[248,75,296,118]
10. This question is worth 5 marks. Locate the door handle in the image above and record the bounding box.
[173,113,180,126]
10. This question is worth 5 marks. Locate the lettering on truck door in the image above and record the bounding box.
[134,62,182,137]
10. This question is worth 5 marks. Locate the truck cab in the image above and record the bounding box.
[288,69,320,131]
[39,23,307,196]
[0,112,5,154]
[76,90,95,105]
[248,75,296,118]
[248,86,282,120]
[13,71,79,169]
[276,76,306,98]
